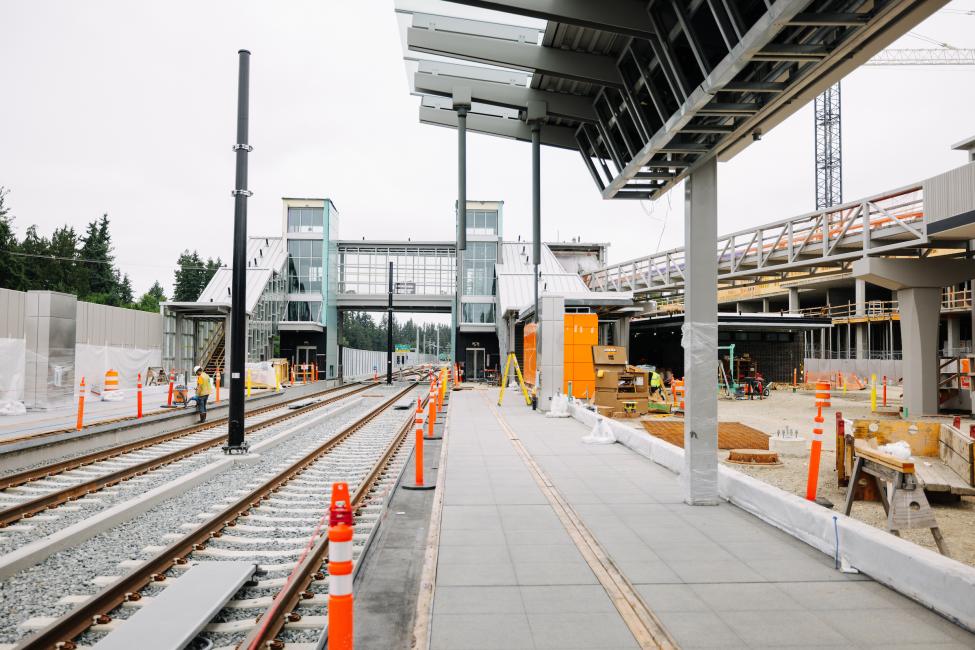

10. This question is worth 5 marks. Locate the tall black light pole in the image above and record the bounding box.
[226,49,251,453]
[387,261,394,385]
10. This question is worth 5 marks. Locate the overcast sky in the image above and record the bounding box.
[1,1,973,299]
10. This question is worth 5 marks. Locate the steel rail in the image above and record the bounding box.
[14,383,419,650]
[0,370,419,492]
[0,384,378,528]
[239,388,427,650]
[0,385,353,491]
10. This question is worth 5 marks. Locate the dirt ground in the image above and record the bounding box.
[631,386,975,568]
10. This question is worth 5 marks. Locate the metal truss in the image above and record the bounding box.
[814,82,843,210]
[866,48,975,65]
[583,182,947,296]
[404,0,948,201]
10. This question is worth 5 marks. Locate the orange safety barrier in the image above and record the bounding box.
[882,375,887,407]
[167,369,175,407]
[404,398,436,491]
[137,372,143,419]
[76,376,86,431]
[426,381,440,440]
[103,368,119,395]
[215,371,221,404]
[328,482,355,650]
[806,381,830,501]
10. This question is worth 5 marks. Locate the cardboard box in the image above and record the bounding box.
[592,346,627,366]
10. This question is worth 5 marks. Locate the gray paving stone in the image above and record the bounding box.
[691,583,803,611]
[438,544,511,565]
[431,613,535,650]
[655,611,746,648]
[434,586,524,615]
[527,612,639,649]
[437,561,517,587]
[717,609,850,647]
[507,543,587,564]
[667,559,766,584]
[636,584,710,613]
[439,528,507,546]
[822,608,959,645]
[613,557,682,584]
[513,560,597,586]
[519,585,617,614]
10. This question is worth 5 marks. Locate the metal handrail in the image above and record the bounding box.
[197,321,225,369]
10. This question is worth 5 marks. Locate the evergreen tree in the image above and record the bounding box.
[173,250,204,301]
[48,225,79,293]
[0,187,24,290]
[20,225,51,291]
[136,281,166,312]
[117,273,134,305]
[79,214,116,299]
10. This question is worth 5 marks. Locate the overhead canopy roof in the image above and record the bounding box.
[396,0,947,200]
[495,241,632,317]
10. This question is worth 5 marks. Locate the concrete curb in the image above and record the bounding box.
[568,403,975,632]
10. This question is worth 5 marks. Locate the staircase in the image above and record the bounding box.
[198,322,226,377]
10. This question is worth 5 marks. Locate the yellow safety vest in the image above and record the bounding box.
[197,372,212,396]
[650,372,662,388]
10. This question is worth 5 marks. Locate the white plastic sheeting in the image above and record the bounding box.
[75,344,161,395]
[245,361,277,387]
[0,338,26,402]
[545,394,570,418]
[568,404,975,632]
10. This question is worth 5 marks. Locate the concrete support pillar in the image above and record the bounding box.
[682,157,718,506]
[618,317,631,351]
[855,279,866,360]
[788,287,800,314]
[538,296,565,411]
[761,298,770,312]
[899,287,941,415]
[820,328,826,360]
[947,317,961,355]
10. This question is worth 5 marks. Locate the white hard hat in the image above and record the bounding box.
[193,365,202,373]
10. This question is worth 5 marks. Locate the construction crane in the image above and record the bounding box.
[814,28,975,210]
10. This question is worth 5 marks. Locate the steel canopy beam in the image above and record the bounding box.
[414,72,596,122]
[419,106,578,149]
[408,27,621,88]
[441,0,657,39]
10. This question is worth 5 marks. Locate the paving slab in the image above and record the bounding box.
[427,388,975,649]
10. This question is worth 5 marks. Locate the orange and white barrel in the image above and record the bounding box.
[103,369,119,394]
[815,381,831,409]
[673,380,685,412]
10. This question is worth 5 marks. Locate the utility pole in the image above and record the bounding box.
[225,49,251,454]
[387,262,393,385]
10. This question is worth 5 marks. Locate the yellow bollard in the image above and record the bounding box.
[870,373,877,412]
[246,369,252,398]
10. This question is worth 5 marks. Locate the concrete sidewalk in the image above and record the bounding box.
[427,387,975,649]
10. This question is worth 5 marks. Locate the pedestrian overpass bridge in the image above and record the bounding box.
[335,240,455,312]
[584,161,975,299]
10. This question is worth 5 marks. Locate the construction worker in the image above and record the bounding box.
[649,368,665,401]
[188,365,212,422]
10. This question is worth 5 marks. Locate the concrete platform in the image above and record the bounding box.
[419,387,975,649]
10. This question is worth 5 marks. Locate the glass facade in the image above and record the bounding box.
[466,210,499,236]
[288,239,323,294]
[463,241,497,296]
[462,303,495,324]
[287,300,322,322]
[338,246,456,295]
[162,314,176,368]
[287,207,324,233]
[247,270,286,361]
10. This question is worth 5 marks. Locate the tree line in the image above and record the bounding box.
[341,311,452,356]
[0,187,220,312]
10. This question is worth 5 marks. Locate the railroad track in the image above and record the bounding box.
[0,370,420,530]
[14,383,425,650]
